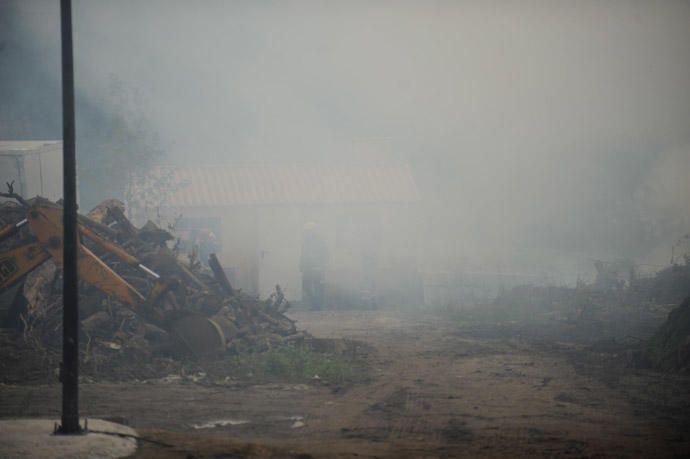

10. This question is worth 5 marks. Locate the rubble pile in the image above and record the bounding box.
[645,295,690,372]
[1,198,304,375]
[629,263,690,306]
[487,257,690,371]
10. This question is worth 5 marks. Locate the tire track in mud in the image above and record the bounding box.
[304,310,674,457]
[3,310,686,457]
[336,320,477,448]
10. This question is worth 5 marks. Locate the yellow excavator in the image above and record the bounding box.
[0,200,170,315]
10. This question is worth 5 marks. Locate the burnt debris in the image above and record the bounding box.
[0,197,302,375]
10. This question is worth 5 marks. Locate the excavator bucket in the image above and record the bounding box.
[0,241,51,290]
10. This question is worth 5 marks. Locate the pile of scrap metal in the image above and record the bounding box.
[0,191,302,368]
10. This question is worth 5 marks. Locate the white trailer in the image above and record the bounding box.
[0,141,63,201]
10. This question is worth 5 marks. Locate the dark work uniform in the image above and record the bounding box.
[300,230,328,310]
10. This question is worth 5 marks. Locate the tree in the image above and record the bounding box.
[76,76,164,210]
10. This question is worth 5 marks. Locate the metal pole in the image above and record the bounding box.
[59,0,81,434]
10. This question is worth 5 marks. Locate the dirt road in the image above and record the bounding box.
[1,309,688,458]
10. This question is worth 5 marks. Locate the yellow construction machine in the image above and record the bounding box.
[0,200,170,316]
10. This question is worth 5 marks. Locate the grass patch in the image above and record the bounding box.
[229,344,368,384]
[432,285,592,325]
[432,302,524,325]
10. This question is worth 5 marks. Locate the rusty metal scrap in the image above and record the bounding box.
[0,197,304,365]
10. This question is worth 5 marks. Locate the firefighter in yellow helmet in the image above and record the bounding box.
[300,222,328,310]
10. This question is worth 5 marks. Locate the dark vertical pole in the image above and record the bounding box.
[59,0,81,434]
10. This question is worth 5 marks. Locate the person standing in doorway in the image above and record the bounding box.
[300,222,328,310]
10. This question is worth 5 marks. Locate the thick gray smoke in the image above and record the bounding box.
[4,0,690,285]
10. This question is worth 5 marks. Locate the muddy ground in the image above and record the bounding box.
[1,309,689,458]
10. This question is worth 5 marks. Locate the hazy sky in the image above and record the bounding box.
[3,0,690,277]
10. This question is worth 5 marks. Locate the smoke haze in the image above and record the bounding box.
[3,0,690,283]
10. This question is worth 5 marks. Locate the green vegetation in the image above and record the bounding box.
[229,344,368,384]
[434,284,602,326]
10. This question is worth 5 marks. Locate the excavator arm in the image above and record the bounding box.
[1,203,164,308]
[25,204,147,306]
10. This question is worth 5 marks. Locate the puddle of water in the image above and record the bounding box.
[191,419,250,429]
[272,415,304,421]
